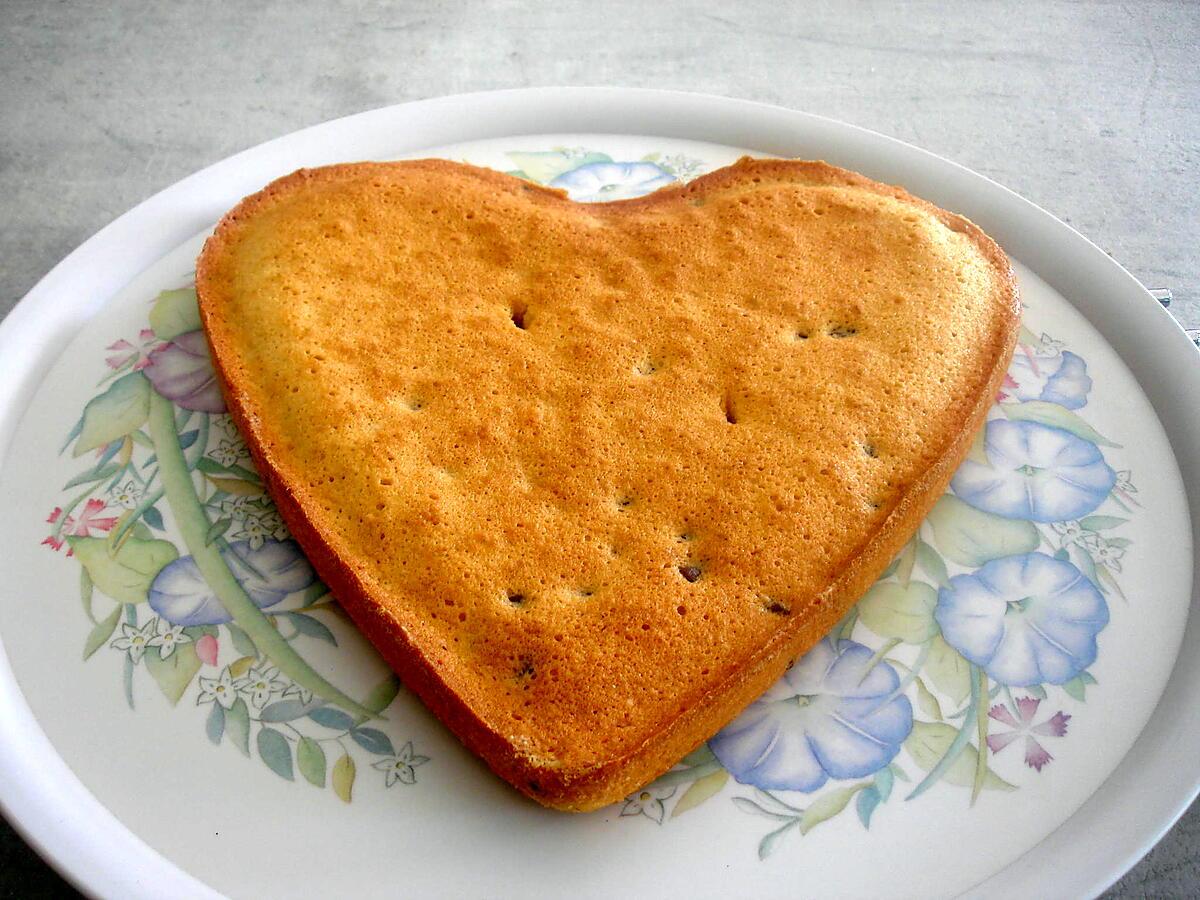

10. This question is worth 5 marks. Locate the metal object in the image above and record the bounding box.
[1150,287,1173,308]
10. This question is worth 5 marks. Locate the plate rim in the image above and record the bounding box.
[0,87,1196,899]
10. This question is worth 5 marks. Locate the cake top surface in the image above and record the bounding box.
[197,157,1018,773]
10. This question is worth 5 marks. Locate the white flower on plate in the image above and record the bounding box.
[197,666,238,710]
[210,414,241,439]
[372,741,430,787]
[1082,533,1126,573]
[232,515,272,550]
[209,438,247,468]
[238,664,286,709]
[257,509,289,542]
[110,619,158,664]
[147,620,192,660]
[108,479,143,510]
[1050,520,1085,547]
[1115,469,1137,494]
[619,785,677,824]
[1036,332,1066,355]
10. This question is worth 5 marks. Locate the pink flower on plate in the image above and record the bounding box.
[987,697,1070,772]
[195,633,219,667]
[43,500,118,554]
[104,334,158,371]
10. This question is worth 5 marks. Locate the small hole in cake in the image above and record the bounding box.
[764,598,792,616]
[507,591,526,606]
[828,325,858,338]
[616,495,634,511]
[795,330,810,340]
[677,532,694,543]
[677,605,687,615]
[380,477,394,486]
[634,357,657,376]
[722,393,737,425]
[863,441,878,458]
[641,623,651,631]
[510,302,527,329]
[679,565,702,583]
[515,657,536,679]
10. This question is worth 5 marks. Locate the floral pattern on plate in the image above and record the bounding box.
[42,150,1136,840]
[43,289,426,802]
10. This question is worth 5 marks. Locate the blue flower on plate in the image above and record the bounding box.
[951,419,1116,522]
[549,161,676,202]
[148,539,316,626]
[935,551,1108,686]
[1005,349,1092,410]
[709,638,912,792]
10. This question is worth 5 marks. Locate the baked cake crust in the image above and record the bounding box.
[196,157,1020,810]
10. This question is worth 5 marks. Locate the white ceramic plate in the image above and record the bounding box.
[0,89,1196,900]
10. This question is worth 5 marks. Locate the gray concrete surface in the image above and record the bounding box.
[2,1,1197,896]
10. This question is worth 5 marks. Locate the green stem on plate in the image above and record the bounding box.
[906,663,980,801]
[109,487,166,544]
[147,391,377,719]
[971,664,989,805]
[882,639,932,705]
[859,637,902,685]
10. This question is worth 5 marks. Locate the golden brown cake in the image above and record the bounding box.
[196,157,1020,811]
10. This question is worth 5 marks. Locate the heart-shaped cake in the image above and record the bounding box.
[196,157,1020,810]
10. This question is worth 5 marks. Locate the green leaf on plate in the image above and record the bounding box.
[297,736,327,788]
[257,727,294,781]
[68,534,178,605]
[927,494,1039,567]
[924,635,971,705]
[333,752,356,803]
[1061,675,1087,702]
[915,540,950,588]
[671,768,728,818]
[80,568,96,624]
[74,372,150,456]
[82,604,122,660]
[226,698,251,756]
[1079,515,1128,532]
[856,786,882,829]
[206,700,225,745]
[204,475,264,496]
[145,642,201,705]
[916,678,943,720]
[800,784,864,834]
[226,623,258,660]
[205,517,232,546]
[904,722,1015,791]
[227,655,256,679]
[999,401,1120,448]
[757,820,800,860]
[148,288,201,340]
[857,581,938,644]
